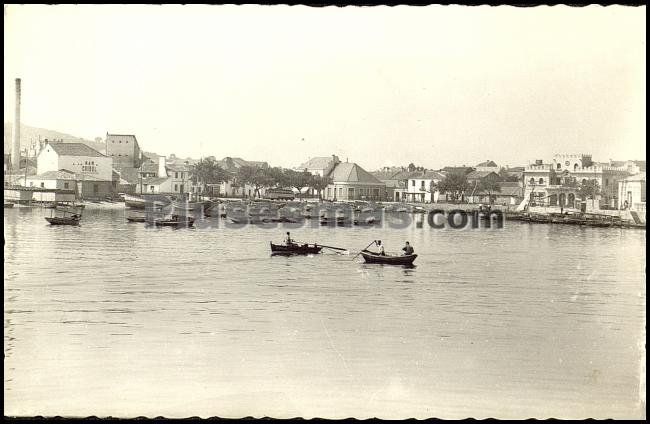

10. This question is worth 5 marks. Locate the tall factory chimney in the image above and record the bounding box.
[11,78,21,170]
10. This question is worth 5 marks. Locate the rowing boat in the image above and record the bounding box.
[153,216,195,227]
[45,216,80,226]
[270,242,323,255]
[360,250,417,265]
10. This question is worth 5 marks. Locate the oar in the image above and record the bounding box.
[352,240,377,260]
[317,244,348,251]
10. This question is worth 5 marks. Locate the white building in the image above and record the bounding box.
[36,141,115,198]
[522,154,630,209]
[405,170,444,203]
[37,141,113,181]
[618,172,646,211]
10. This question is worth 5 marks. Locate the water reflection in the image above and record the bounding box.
[2,206,646,419]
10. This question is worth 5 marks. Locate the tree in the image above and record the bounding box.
[437,172,470,202]
[189,158,229,197]
[310,174,332,201]
[477,179,501,204]
[288,169,312,200]
[236,165,273,199]
[579,179,600,209]
[269,167,292,189]
[498,167,520,182]
[408,163,416,172]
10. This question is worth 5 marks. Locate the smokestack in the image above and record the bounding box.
[11,78,21,170]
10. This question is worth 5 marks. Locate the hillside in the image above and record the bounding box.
[4,122,106,155]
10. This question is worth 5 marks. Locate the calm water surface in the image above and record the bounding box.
[4,206,646,419]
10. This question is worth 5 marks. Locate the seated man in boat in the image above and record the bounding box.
[402,241,414,256]
[377,240,386,256]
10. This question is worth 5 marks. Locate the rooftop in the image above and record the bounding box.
[47,142,106,158]
[329,162,384,185]
[467,170,500,179]
[297,156,337,170]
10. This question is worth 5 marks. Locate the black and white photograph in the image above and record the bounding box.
[3,4,646,420]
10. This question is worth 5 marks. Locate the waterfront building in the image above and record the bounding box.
[618,172,646,212]
[323,161,386,201]
[404,170,445,203]
[522,154,630,209]
[138,176,172,194]
[467,182,524,206]
[371,169,411,201]
[105,133,143,170]
[36,141,114,198]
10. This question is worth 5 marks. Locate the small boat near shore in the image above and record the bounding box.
[126,216,147,223]
[4,202,14,208]
[45,215,81,226]
[153,215,195,227]
[360,250,417,266]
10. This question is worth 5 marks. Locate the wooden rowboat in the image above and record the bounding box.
[45,216,80,226]
[360,250,417,266]
[153,216,195,227]
[126,216,147,223]
[270,242,322,255]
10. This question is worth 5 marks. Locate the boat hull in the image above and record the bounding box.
[270,242,322,255]
[360,250,417,265]
[126,216,147,223]
[153,218,195,227]
[45,217,80,226]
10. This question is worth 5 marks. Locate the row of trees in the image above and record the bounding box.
[189,158,332,199]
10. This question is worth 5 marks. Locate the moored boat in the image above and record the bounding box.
[153,215,195,227]
[45,216,81,226]
[123,194,147,209]
[360,250,417,266]
[4,202,14,208]
[126,216,147,223]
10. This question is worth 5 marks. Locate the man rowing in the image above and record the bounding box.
[402,241,414,256]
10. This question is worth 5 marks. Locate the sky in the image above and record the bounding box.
[3,4,646,170]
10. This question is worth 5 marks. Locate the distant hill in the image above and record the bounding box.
[4,122,106,156]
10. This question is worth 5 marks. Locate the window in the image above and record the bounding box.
[411,180,415,186]
[174,184,178,191]
[40,182,45,188]
[539,178,544,184]
[29,181,33,187]
[150,185,155,192]
[605,178,609,186]
[126,140,129,144]
[64,182,69,189]
[93,184,99,194]
[119,140,122,143]
[574,164,579,171]
[421,181,425,189]
[557,163,561,170]
[529,178,535,184]
[175,172,179,178]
